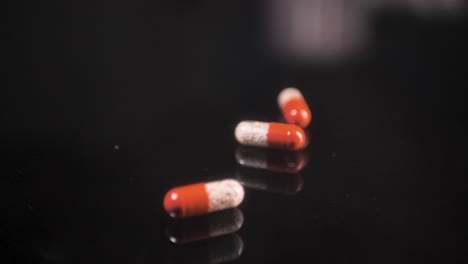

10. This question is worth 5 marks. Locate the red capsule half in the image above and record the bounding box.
[278,87,312,128]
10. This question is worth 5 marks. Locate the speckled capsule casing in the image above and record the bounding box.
[235,121,307,151]
[164,179,244,218]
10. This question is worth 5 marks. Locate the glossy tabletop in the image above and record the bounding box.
[3,1,467,263]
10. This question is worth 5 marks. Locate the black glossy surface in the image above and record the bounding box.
[4,1,467,263]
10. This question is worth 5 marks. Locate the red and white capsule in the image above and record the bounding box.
[164,179,244,218]
[278,87,312,128]
[235,121,307,151]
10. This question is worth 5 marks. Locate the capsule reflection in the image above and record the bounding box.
[235,146,308,174]
[236,167,304,195]
[166,208,244,245]
[167,233,244,264]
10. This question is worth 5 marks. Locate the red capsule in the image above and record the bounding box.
[235,121,307,151]
[278,87,312,128]
[164,179,244,218]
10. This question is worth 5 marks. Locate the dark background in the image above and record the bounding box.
[3,1,468,263]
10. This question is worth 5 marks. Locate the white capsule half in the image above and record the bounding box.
[234,121,269,147]
[205,179,245,212]
[278,87,304,108]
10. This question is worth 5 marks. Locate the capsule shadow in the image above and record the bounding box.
[166,233,244,264]
[236,167,304,195]
[166,208,244,245]
[235,146,308,174]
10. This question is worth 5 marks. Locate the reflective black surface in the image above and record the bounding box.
[4,1,467,263]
